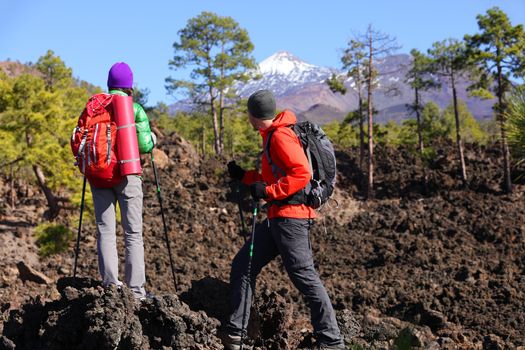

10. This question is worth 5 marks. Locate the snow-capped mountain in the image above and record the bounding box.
[170,51,495,124]
[236,51,333,97]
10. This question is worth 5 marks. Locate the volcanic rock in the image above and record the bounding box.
[16,261,52,285]
[2,277,222,350]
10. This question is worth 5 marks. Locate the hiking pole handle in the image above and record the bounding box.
[151,153,178,292]
[73,176,87,278]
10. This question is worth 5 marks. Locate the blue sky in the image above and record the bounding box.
[1,0,524,106]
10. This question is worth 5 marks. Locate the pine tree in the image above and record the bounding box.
[359,25,400,199]
[0,74,63,218]
[36,50,73,92]
[327,39,367,169]
[428,39,473,184]
[166,11,257,155]
[0,52,92,219]
[405,49,438,156]
[465,7,525,193]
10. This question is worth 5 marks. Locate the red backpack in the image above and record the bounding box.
[71,93,122,187]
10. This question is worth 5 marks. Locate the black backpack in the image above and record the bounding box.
[265,121,336,209]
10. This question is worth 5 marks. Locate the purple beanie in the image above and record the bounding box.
[107,62,133,89]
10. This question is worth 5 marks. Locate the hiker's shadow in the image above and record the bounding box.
[179,277,230,321]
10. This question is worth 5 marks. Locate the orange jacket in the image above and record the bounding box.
[242,110,315,219]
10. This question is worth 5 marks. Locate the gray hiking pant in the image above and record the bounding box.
[225,217,343,346]
[90,175,146,299]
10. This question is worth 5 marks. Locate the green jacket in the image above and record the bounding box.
[109,89,154,154]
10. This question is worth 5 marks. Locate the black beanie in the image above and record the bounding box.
[247,90,276,120]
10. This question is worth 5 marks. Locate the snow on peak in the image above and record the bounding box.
[259,51,318,76]
[235,51,333,97]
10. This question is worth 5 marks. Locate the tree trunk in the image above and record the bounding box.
[217,45,225,156]
[354,57,365,171]
[218,91,225,156]
[451,77,467,183]
[25,130,60,219]
[497,62,512,193]
[33,164,60,220]
[210,94,221,155]
[206,53,220,155]
[367,35,374,200]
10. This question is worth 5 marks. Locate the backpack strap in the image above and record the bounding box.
[264,130,286,179]
[77,129,89,172]
[106,124,111,165]
[92,123,99,164]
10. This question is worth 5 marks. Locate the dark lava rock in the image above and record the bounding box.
[0,335,15,350]
[2,277,222,350]
[250,290,293,349]
[337,309,361,343]
[2,135,525,349]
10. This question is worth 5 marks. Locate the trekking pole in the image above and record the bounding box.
[240,200,259,350]
[234,181,248,242]
[151,153,178,292]
[73,176,87,278]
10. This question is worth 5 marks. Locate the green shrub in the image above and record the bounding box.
[393,327,417,350]
[35,223,73,257]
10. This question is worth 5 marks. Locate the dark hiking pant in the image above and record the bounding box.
[225,217,343,346]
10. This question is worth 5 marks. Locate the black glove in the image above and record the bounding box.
[250,182,267,200]
[227,161,246,181]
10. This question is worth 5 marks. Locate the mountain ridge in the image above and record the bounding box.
[170,51,496,124]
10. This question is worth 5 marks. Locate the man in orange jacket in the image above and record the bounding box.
[220,90,344,349]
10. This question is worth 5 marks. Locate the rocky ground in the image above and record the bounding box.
[1,132,524,349]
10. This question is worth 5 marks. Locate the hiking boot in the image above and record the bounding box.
[317,343,346,350]
[217,330,243,350]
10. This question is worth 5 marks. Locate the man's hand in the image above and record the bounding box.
[227,161,246,181]
[250,182,267,200]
